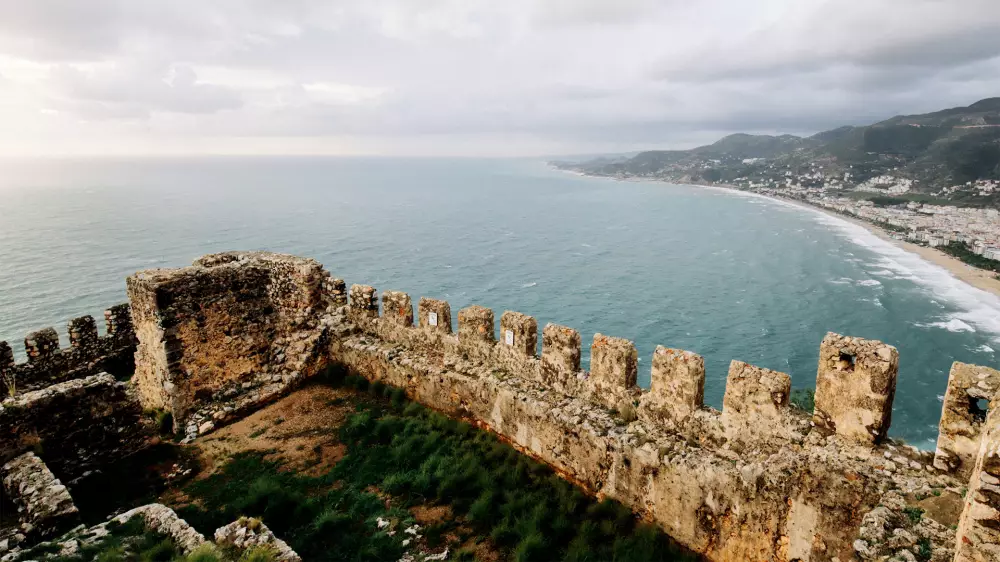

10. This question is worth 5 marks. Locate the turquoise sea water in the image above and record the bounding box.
[2,156,1000,448]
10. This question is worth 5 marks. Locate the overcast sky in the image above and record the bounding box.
[0,0,998,157]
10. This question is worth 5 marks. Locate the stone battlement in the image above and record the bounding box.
[4,250,1000,561]
[0,303,136,395]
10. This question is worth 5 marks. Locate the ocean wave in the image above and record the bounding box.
[976,344,995,353]
[867,269,895,276]
[856,279,882,287]
[521,282,537,288]
[829,278,853,285]
[740,193,1000,342]
[916,318,977,333]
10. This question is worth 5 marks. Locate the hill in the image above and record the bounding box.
[559,98,1000,205]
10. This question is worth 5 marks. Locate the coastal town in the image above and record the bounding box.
[746,176,1000,260]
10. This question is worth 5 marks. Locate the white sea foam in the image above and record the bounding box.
[856,279,882,287]
[916,318,977,333]
[709,187,1000,343]
[521,282,537,288]
[977,344,995,353]
[829,278,852,285]
[867,269,895,277]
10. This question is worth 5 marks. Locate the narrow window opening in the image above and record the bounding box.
[969,397,989,424]
[838,352,856,372]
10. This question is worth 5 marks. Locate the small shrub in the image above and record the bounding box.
[915,536,933,561]
[904,506,924,524]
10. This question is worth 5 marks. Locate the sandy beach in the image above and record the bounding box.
[832,211,1000,299]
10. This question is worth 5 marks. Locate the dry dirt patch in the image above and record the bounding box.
[193,385,355,476]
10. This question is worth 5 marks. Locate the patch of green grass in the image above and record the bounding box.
[904,506,925,525]
[177,382,697,562]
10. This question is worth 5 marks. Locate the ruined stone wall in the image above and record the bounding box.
[88,251,1000,561]
[0,374,148,480]
[954,405,1000,561]
[0,304,136,396]
[329,295,917,561]
[126,252,337,436]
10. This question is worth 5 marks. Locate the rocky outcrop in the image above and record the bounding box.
[215,517,301,561]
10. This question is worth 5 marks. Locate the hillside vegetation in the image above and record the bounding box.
[564,98,1000,201]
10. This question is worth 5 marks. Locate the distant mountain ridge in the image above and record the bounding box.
[562,98,1000,198]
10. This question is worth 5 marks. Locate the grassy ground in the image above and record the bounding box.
[172,373,697,562]
[53,371,697,561]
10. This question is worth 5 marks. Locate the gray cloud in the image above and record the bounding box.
[0,0,997,155]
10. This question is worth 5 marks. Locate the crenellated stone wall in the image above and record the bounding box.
[933,362,1000,478]
[8,251,1000,561]
[0,304,136,396]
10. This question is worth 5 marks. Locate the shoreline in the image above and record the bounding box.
[566,168,1000,300]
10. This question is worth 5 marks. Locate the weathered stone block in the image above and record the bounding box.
[381,291,413,327]
[499,311,537,358]
[589,333,638,411]
[329,278,348,307]
[127,252,334,427]
[349,284,379,325]
[639,347,704,427]
[541,324,581,383]
[813,332,898,445]
[68,315,99,350]
[2,452,79,540]
[722,360,790,439]
[954,406,1000,562]
[457,306,495,360]
[25,328,59,363]
[934,362,1000,477]
[104,303,134,341]
[418,297,452,334]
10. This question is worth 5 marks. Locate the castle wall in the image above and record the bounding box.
[327,299,891,561]
[813,332,899,445]
[15,251,990,561]
[933,362,1000,479]
[125,252,336,435]
[0,304,136,396]
[954,405,1000,561]
[0,374,148,479]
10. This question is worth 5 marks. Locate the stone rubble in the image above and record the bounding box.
[214,516,301,562]
[1,453,78,541]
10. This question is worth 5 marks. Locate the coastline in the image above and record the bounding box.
[783,198,1000,299]
[567,169,1000,300]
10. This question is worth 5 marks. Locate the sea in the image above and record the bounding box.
[2,156,999,448]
